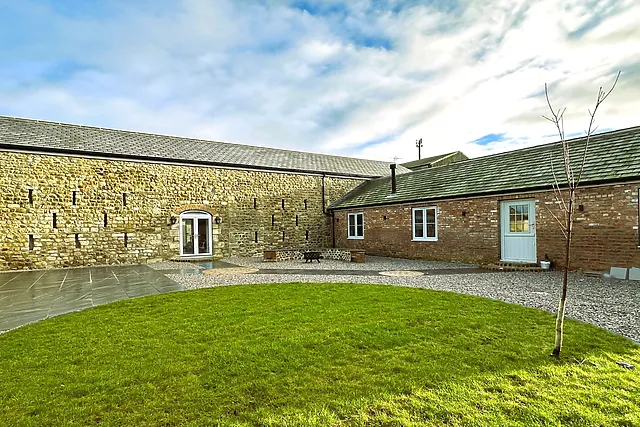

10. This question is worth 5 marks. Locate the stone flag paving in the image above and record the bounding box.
[0,260,486,333]
[0,265,183,333]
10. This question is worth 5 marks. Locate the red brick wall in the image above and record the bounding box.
[333,183,640,271]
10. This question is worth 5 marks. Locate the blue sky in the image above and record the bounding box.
[1,0,639,162]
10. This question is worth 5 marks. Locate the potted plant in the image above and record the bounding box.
[540,254,551,270]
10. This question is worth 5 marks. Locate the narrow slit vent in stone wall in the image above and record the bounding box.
[104,213,108,227]
[253,198,257,209]
[282,230,285,241]
[72,191,77,206]
[306,230,309,240]
[124,232,128,248]
[75,234,80,248]
[122,193,127,207]
[304,199,307,210]
[254,231,258,243]
[272,215,275,226]
[52,213,57,229]
[28,189,33,206]
[296,215,298,226]
[282,199,285,210]
[28,234,34,251]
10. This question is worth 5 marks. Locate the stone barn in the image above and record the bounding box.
[0,116,406,271]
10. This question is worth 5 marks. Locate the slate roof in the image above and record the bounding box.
[0,116,409,178]
[401,151,468,170]
[330,126,640,210]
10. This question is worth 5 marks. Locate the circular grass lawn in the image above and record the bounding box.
[1,283,638,426]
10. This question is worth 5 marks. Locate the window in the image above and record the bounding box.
[348,212,364,239]
[508,204,529,233]
[413,207,437,241]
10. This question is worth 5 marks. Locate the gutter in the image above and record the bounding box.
[327,176,640,212]
[0,145,386,180]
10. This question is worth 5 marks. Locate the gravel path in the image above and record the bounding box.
[225,255,475,271]
[167,271,640,344]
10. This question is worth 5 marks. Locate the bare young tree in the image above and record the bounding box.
[543,71,620,357]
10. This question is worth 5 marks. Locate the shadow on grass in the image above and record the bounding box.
[0,283,638,426]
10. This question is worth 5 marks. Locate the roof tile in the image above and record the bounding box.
[330,126,640,209]
[0,116,409,178]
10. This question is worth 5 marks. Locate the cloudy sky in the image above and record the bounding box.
[1,0,639,163]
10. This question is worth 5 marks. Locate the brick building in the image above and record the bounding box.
[0,116,407,271]
[330,127,640,271]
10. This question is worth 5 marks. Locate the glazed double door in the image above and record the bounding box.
[180,213,211,256]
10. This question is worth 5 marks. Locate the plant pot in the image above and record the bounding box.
[540,260,551,270]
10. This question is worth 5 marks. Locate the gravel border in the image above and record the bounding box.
[224,255,476,271]
[167,271,640,344]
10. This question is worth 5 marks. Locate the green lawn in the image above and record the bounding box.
[1,283,638,426]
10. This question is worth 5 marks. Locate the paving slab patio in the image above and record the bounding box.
[0,265,183,333]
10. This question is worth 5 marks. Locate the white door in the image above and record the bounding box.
[500,200,536,263]
[180,212,212,257]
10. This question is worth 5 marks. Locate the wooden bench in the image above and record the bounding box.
[303,251,322,263]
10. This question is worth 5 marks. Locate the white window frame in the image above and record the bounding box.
[412,207,438,241]
[347,212,364,240]
[179,211,213,257]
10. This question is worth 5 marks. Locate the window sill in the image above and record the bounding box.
[412,238,438,242]
[348,236,364,240]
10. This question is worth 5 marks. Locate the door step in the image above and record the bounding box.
[483,262,547,272]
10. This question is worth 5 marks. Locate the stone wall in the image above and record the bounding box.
[262,248,356,262]
[333,184,640,271]
[0,152,364,271]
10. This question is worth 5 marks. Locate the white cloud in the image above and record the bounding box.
[0,0,639,162]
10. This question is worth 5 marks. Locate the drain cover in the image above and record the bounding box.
[379,270,424,277]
